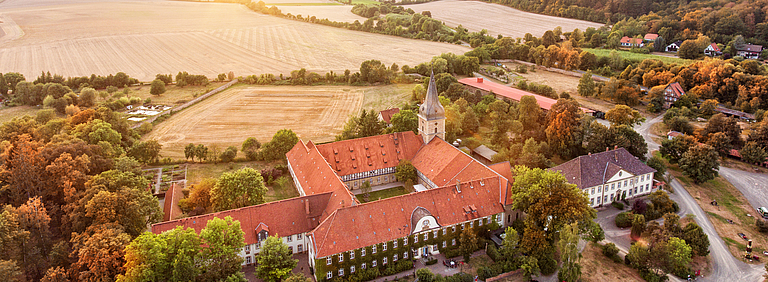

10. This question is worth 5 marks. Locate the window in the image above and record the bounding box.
[394,254,398,261]
[423,233,428,240]
[339,253,344,262]
[604,196,607,202]
[442,228,446,235]
[619,171,622,177]
[350,250,354,259]
[298,245,303,252]
[287,235,292,242]
[297,233,302,240]
[327,257,332,265]
[461,224,465,230]
[351,266,356,273]
[383,257,388,265]
[327,272,332,279]
[610,194,614,201]
[452,226,456,232]
[339,269,344,277]
[393,241,398,249]
[598,186,602,192]
[433,230,438,237]
[372,260,377,267]
[634,187,637,194]
[591,188,595,194]
[479,218,484,225]
[590,198,594,205]
[244,245,250,254]
[372,245,377,254]
[597,197,601,204]
[246,256,252,264]
[404,252,408,259]
[442,241,446,248]
[611,183,615,189]
[470,221,474,228]
[452,239,456,246]
[362,263,367,270]
[623,180,627,187]
[362,249,366,257]
[383,243,387,251]
[646,184,649,190]
[404,237,408,245]
[414,235,418,243]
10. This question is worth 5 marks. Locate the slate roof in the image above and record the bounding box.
[472,145,498,161]
[286,140,359,215]
[310,176,506,258]
[420,72,445,121]
[738,44,763,53]
[549,148,656,189]
[379,108,400,124]
[152,192,334,245]
[314,132,423,177]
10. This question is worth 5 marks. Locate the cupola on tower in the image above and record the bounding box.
[418,72,446,143]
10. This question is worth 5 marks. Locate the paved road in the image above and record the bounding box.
[622,112,766,281]
[719,166,768,210]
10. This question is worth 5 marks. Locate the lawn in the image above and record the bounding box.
[361,83,414,112]
[357,186,409,203]
[185,160,299,203]
[0,105,42,124]
[126,82,230,106]
[583,48,696,66]
[580,242,645,282]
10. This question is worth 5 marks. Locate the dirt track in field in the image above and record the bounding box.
[409,0,603,39]
[144,85,365,159]
[0,0,468,81]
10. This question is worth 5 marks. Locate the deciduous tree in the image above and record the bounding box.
[546,99,583,158]
[740,141,767,165]
[682,222,709,256]
[660,135,697,164]
[211,168,267,211]
[557,223,581,282]
[199,217,246,281]
[605,105,645,127]
[577,72,596,97]
[395,159,416,183]
[679,144,720,183]
[149,79,166,96]
[389,109,418,134]
[256,236,298,282]
[459,227,478,262]
[70,223,132,282]
[260,129,299,161]
[241,137,261,161]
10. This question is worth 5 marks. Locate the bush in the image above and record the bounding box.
[425,257,438,265]
[442,247,462,259]
[612,201,625,210]
[150,79,166,95]
[602,243,622,263]
[486,244,501,262]
[757,218,768,233]
[615,212,634,228]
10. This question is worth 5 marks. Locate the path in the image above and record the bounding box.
[622,111,766,281]
[719,166,768,210]
[131,79,238,129]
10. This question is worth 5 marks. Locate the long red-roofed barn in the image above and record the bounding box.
[457,77,594,114]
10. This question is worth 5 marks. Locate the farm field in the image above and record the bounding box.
[275,5,367,22]
[144,84,411,159]
[583,48,695,65]
[0,0,468,82]
[409,0,603,39]
[0,105,42,124]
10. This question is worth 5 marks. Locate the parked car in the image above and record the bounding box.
[757,207,768,219]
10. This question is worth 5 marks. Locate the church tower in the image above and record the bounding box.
[418,72,446,144]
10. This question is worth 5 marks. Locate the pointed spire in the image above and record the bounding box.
[420,71,444,121]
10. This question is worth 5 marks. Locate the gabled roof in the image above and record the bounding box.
[411,137,500,188]
[315,132,423,177]
[379,108,400,124]
[665,82,685,98]
[419,72,445,121]
[706,43,721,52]
[644,34,659,41]
[620,36,643,45]
[738,44,763,52]
[310,176,505,258]
[162,183,184,221]
[472,145,498,161]
[152,192,334,245]
[457,77,594,113]
[286,140,359,214]
[488,161,514,206]
[549,148,656,189]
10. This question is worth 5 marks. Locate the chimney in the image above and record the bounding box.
[477,77,483,83]
[614,145,618,150]
[305,199,310,215]
[588,152,591,156]
[606,147,609,152]
[455,179,461,193]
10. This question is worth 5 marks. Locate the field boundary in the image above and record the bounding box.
[132,79,239,129]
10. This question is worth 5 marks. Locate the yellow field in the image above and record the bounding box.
[0,0,468,81]
[409,0,603,39]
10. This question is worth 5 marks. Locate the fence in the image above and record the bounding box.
[132,79,239,129]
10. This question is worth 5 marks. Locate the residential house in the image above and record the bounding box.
[662,82,685,109]
[737,44,763,59]
[620,36,644,48]
[550,148,657,207]
[378,108,400,126]
[704,43,722,57]
[665,41,682,52]
[643,33,659,42]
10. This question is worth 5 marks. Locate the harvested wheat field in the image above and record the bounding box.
[144,85,367,159]
[0,0,468,81]
[409,0,603,39]
[277,5,367,23]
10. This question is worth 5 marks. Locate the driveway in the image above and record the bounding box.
[719,166,768,210]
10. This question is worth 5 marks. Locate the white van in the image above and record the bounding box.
[757,207,768,219]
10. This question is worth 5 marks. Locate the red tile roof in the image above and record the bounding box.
[152,192,334,245]
[620,36,643,45]
[457,78,594,113]
[644,34,658,41]
[315,132,423,177]
[286,140,359,215]
[412,138,501,187]
[162,183,184,221]
[310,176,506,258]
[665,82,685,98]
[379,108,400,124]
[488,161,514,205]
[707,43,721,52]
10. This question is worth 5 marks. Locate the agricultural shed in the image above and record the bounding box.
[457,77,594,114]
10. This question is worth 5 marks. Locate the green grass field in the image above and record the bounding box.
[0,105,42,124]
[583,48,696,66]
[357,186,409,203]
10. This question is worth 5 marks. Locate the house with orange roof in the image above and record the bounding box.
[663,82,685,109]
[378,108,400,125]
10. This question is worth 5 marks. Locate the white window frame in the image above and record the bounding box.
[423,233,428,240]
[414,235,418,243]
[404,237,408,245]
[393,241,398,248]
[297,233,302,240]
[452,239,456,246]
[339,253,344,263]
[372,260,377,267]
[339,269,344,277]
[394,254,398,261]
[327,272,332,279]
[287,235,292,242]
[362,249,366,257]
[327,257,332,265]
[383,257,388,265]
[351,265,356,273]
[383,243,387,251]
[404,251,408,258]
[442,241,446,248]
[361,263,367,269]
[350,250,355,260]
[372,245,377,254]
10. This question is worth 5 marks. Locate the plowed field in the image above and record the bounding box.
[0,0,468,81]
[409,0,603,39]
